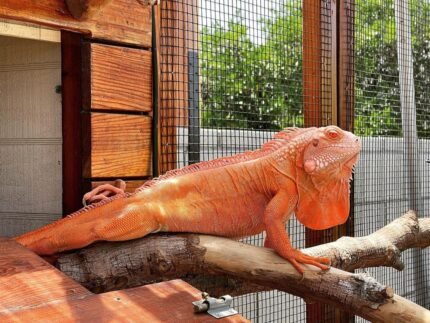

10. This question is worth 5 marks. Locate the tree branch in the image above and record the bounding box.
[305,210,430,271]
[56,211,430,322]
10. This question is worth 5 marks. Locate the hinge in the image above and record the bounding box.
[192,292,238,319]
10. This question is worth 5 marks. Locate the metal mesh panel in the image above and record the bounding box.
[354,0,430,319]
[157,0,333,321]
[157,0,428,321]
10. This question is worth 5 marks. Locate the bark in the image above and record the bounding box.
[56,211,430,322]
[305,210,430,271]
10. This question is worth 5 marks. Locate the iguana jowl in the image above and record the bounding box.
[15,126,361,273]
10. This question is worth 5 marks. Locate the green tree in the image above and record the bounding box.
[199,0,430,137]
[200,4,303,130]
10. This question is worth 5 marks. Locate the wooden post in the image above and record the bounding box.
[61,31,84,215]
[334,1,356,322]
[302,0,335,321]
[303,0,322,128]
[156,0,199,173]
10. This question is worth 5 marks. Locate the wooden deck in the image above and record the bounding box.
[0,239,249,322]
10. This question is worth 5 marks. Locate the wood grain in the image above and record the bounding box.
[0,240,248,322]
[303,0,322,128]
[0,239,91,311]
[0,278,248,322]
[0,0,151,47]
[66,0,112,20]
[55,214,430,323]
[84,112,152,178]
[86,43,152,112]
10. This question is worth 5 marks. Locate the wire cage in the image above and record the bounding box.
[155,0,429,321]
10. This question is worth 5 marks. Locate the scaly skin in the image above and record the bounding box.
[15,126,361,273]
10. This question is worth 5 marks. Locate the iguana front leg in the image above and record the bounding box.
[263,190,330,274]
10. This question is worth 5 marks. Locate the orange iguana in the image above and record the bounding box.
[15,126,361,273]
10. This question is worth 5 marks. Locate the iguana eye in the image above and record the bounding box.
[327,130,339,139]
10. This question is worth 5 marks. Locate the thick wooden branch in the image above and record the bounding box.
[56,211,430,322]
[305,210,430,271]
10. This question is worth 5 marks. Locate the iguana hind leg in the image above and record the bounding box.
[83,179,126,205]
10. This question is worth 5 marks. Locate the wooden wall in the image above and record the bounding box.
[62,36,153,214]
[0,1,154,216]
[0,0,152,47]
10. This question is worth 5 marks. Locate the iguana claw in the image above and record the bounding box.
[282,249,331,274]
[83,179,127,206]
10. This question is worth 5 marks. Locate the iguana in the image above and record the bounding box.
[15,126,361,273]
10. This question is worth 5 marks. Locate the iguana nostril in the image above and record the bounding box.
[312,138,319,147]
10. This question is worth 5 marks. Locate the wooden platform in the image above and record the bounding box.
[0,239,249,322]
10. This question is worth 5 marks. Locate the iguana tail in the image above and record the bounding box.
[14,194,158,255]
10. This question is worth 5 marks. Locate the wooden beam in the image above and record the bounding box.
[338,0,355,132]
[156,0,200,174]
[0,0,151,47]
[65,0,112,20]
[303,0,322,128]
[61,31,84,215]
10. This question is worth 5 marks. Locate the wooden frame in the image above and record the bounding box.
[302,0,355,321]
[61,31,84,215]
[0,0,151,47]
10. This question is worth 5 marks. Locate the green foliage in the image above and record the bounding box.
[199,0,430,137]
[200,4,303,130]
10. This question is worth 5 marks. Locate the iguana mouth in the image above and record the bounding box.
[345,152,360,170]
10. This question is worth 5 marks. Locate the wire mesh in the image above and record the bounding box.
[353,0,430,319]
[158,0,323,321]
[157,0,429,321]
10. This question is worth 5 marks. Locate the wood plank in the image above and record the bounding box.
[303,0,322,127]
[90,179,147,193]
[86,43,152,112]
[62,31,84,215]
[84,112,152,178]
[0,241,248,322]
[0,239,91,311]
[0,0,151,47]
[0,279,248,322]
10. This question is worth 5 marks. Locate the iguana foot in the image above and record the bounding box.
[280,248,331,274]
[83,179,126,205]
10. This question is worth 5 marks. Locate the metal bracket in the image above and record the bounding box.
[192,292,238,319]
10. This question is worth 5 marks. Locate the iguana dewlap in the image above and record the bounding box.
[15,126,361,273]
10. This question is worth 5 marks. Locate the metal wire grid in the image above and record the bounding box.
[157,0,429,320]
[158,0,334,321]
[353,0,430,319]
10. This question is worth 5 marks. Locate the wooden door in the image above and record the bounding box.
[0,35,62,236]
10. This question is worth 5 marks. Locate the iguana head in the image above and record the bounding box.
[281,126,361,230]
